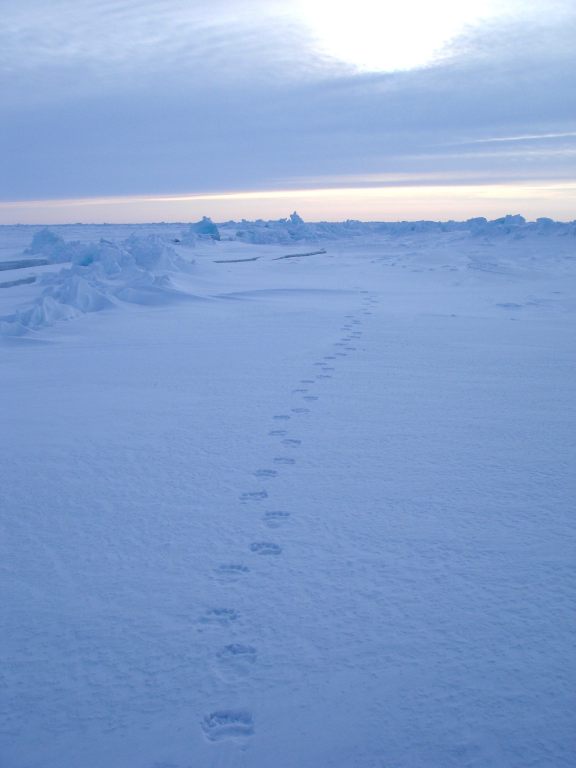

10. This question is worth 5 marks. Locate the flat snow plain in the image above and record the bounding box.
[1,222,575,768]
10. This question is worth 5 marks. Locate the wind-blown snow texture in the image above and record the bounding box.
[1,215,575,768]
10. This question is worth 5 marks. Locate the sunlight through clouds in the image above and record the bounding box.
[1,0,574,218]
[291,0,511,71]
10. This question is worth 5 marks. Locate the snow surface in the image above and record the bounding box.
[1,217,575,767]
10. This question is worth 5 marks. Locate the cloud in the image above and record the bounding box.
[0,0,328,103]
[1,0,575,206]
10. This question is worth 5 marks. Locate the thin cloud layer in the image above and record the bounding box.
[1,0,575,216]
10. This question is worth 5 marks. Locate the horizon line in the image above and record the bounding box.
[0,181,574,225]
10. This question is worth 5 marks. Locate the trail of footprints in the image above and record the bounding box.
[202,290,379,745]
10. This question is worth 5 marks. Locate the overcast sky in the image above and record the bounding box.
[1,0,575,222]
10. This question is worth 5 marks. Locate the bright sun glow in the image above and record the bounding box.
[293,0,507,72]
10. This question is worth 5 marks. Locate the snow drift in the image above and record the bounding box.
[1,235,195,336]
[225,212,576,243]
[2,214,574,337]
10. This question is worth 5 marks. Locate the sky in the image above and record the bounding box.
[0,0,575,223]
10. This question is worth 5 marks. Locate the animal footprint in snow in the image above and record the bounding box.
[215,564,249,581]
[274,456,295,465]
[316,374,332,379]
[269,429,287,436]
[291,407,310,414]
[292,388,307,394]
[200,608,239,626]
[273,415,291,421]
[303,395,318,401]
[250,542,282,555]
[202,710,255,741]
[239,491,268,502]
[215,644,257,680]
[282,438,301,447]
[254,469,278,478]
[300,379,315,384]
[264,511,291,528]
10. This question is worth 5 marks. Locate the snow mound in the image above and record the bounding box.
[222,214,576,243]
[24,228,88,264]
[233,212,317,244]
[25,228,62,255]
[186,216,221,241]
[1,236,195,336]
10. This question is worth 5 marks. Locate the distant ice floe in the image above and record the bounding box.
[227,212,576,243]
[0,235,195,336]
[231,211,316,244]
[187,216,221,241]
[1,212,574,337]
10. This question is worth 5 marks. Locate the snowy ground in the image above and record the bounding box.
[1,221,575,767]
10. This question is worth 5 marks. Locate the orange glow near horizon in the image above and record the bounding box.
[0,182,575,224]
